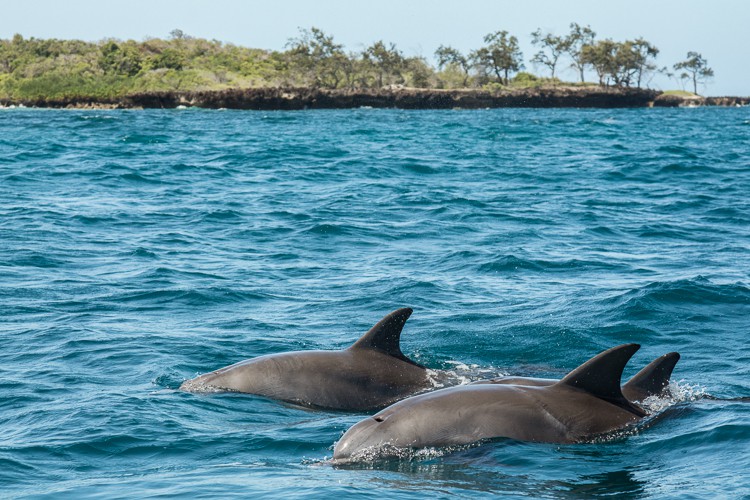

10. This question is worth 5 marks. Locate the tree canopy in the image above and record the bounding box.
[472,31,524,85]
[674,52,714,94]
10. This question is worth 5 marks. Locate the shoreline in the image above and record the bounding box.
[0,87,747,110]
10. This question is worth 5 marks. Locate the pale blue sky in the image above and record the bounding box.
[2,0,747,96]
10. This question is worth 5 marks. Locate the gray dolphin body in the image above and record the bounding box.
[333,344,678,460]
[180,308,430,411]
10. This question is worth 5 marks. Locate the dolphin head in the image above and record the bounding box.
[333,396,436,461]
[333,415,397,461]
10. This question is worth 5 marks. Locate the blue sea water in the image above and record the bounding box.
[1,106,749,498]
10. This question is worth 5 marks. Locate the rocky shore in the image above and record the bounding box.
[1,87,746,110]
[1,86,659,110]
[652,93,750,107]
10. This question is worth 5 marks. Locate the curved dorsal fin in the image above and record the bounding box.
[557,343,646,417]
[622,352,680,402]
[349,308,424,368]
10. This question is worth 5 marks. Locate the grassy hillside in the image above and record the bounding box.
[0,34,280,100]
[0,32,449,101]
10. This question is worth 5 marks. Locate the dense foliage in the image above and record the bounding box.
[0,25,712,101]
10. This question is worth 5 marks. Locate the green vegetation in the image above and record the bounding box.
[473,30,524,85]
[0,25,714,102]
[530,29,568,80]
[673,52,714,95]
[661,90,698,97]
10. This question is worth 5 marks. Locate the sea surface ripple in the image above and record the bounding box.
[1,107,749,498]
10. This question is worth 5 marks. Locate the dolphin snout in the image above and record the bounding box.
[333,417,384,460]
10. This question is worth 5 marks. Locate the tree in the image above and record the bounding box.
[610,41,646,87]
[627,38,659,88]
[0,34,27,73]
[363,40,404,88]
[168,29,190,55]
[474,30,523,85]
[530,29,569,80]
[581,39,618,86]
[169,29,188,41]
[579,37,660,88]
[151,47,184,70]
[565,23,596,83]
[673,52,713,94]
[285,27,348,88]
[434,45,471,87]
[98,40,143,76]
[404,56,432,88]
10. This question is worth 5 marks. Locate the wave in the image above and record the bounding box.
[479,254,623,274]
[8,251,65,269]
[402,161,439,175]
[128,247,159,259]
[600,277,750,327]
[607,277,750,308]
[657,163,721,175]
[120,133,169,144]
[201,209,246,221]
[303,223,351,236]
[655,144,703,158]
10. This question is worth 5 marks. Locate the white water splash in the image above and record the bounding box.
[639,379,709,414]
[330,442,483,465]
[426,361,507,389]
[178,379,229,393]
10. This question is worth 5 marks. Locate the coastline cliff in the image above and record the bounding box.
[1,86,659,110]
[1,87,746,110]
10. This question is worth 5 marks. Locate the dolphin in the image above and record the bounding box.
[333,344,676,460]
[620,352,681,401]
[470,351,681,402]
[180,308,432,411]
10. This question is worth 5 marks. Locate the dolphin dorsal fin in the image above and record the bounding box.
[349,308,424,368]
[557,344,646,417]
[622,352,680,401]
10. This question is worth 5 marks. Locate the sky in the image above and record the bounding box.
[2,0,747,96]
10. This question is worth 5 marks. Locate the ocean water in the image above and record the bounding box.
[1,106,749,498]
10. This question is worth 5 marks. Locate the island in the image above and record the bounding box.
[1,29,746,110]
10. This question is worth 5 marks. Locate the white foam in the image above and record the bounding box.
[179,379,227,393]
[586,380,711,444]
[426,361,507,389]
[638,379,708,414]
[335,442,480,464]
